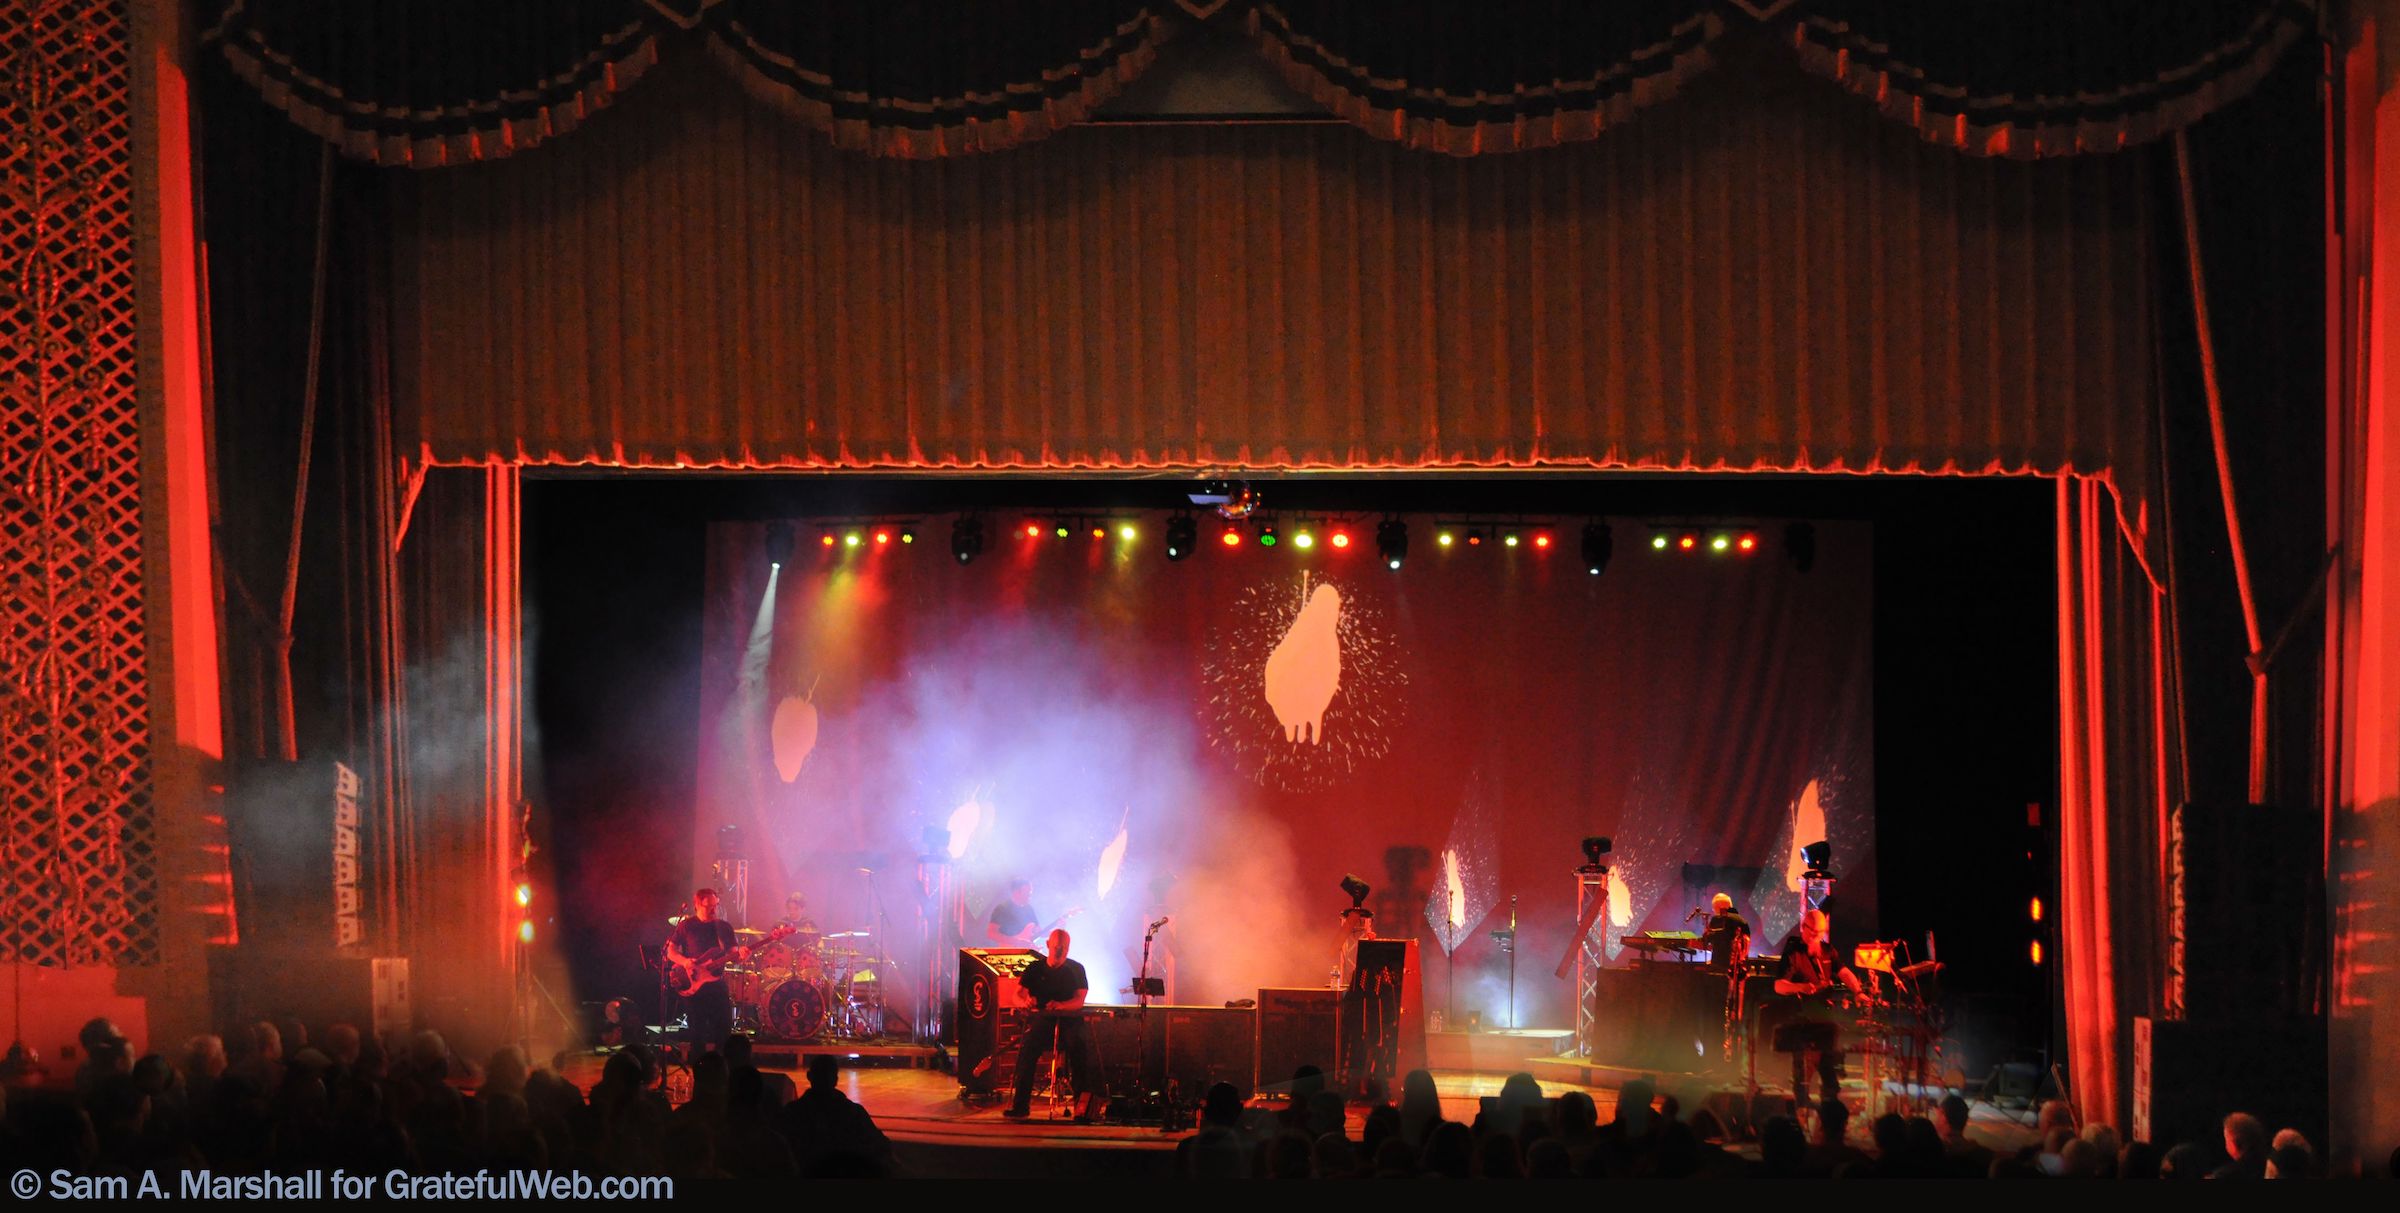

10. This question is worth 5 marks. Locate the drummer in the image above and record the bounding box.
[776,892,818,935]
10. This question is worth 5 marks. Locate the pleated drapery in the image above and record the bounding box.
[392,53,2163,563]
[207,0,2308,165]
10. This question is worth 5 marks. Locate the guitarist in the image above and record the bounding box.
[665,888,749,1053]
[1768,908,1863,1112]
[986,877,1079,947]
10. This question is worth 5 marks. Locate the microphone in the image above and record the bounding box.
[1149,916,1171,930]
[1684,906,1707,922]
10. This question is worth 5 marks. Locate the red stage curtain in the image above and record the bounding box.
[391,51,2163,565]
[704,0,1164,158]
[203,0,665,167]
[1245,0,1720,155]
[2057,476,2177,1131]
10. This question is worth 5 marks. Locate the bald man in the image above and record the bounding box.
[1003,929,1099,1121]
[1771,908,1863,1111]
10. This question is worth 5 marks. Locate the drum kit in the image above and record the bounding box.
[712,924,899,1042]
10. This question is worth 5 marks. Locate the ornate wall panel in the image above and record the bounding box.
[0,0,156,965]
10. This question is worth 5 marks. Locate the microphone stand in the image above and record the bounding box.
[1134,923,1164,1127]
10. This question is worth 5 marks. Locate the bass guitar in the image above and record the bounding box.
[994,906,1084,947]
[670,924,795,998]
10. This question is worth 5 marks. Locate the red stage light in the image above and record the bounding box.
[1533,533,1552,548]
[1330,532,1350,549]
[1091,527,1106,540]
[1678,535,1697,550]
[1738,534,1758,552]
[821,534,835,547]
[1025,524,1042,538]
[874,531,890,545]
[1221,529,1242,547]
[1467,534,1482,546]
[2029,940,2044,966]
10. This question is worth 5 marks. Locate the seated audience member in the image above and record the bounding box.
[1176,1083,1252,1180]
[2211,1112,2269,1180]
[1476,1131,1524,1178]
[2265,1143,2313,1179]
[1936,1093,1994,1177]
[1524,1137,1574,1179]
[1585,1077,1663,1177]
[1398,1070,1445,1149]
[2117,1139,2163,1179]
[2058,1137,2106,1178]
[2159,1142,2210,1179]
[777,1055,892,1177]
[1754,1115,1809,1179]
[1262,1132,1313,1179]
[1312,1131,1357,1178]
[721,1034,796,1111]
[1803,1099,1871,1178]
[1359,1104,1401,1167]
[1420,1121,1474,1179]
[2080,1122,2121,1177]
[1370,1137,1417,1178]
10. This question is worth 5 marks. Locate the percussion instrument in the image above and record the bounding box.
[767,978,828,1040]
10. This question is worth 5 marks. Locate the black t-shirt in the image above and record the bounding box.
[989,899,1037,941]
[1777,934,1848,988]
[672,917,737,961]
[1702,912,1750,965]
[1019,957,1088,1010]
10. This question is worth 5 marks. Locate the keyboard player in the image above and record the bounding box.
[1002,928,1100,1121]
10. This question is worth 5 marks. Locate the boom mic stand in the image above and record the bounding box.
[1124,921,1170,1127]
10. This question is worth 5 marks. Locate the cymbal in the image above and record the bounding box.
[1898,960,1945,977]
[823,931,872,940]
[734,927,771,938]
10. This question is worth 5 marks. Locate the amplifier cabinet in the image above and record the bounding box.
[955,948,1039,1094]
[1256,987,1339,1093]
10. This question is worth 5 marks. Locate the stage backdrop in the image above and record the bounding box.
[692,513,1872,1031]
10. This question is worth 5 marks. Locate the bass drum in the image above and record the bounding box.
[767,979,827,1041]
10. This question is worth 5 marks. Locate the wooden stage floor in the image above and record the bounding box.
[560,1051,2044,1163]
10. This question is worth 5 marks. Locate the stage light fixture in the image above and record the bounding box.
[1293,531,1315,549]
[1438,531,1455,547]
[2030,940,2043,966]
[1710,534,1729,552]
[1119,524,1137,541]
[765,522,795,568]
[1467,533,1482,547]
[1737,533,1756,552]
[951,516,985,565]
[1330,531,1350,549]
[1339,874,1372,910]
[1193,479,1261,520]
[1650,534,1668,551]
[513,880,533,909]
[1678,534,1697,550]
[1221,528,1242,547]
[900,529,915,544]
[1025,523,1042,539]
[844,532,861,547]
[1582,522,1613,576]
[874,530,891,545]
[1166,514,1197,560]
[1377,518,1408,569]
[2030,897,2044,922]
[1258,524,1278,547]
[1091,526,1106,540]
[1580,836,1613,868]
[1056,525,1070,539]
[1785,522,1816,573]
[821,534,836,547]
[518,919,536,944]
[1534,533,1552,549]
[1504,533,1520,548]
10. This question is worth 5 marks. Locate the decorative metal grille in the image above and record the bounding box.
[0,0,156,966]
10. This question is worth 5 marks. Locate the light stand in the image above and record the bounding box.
[1489,895,1518,1029]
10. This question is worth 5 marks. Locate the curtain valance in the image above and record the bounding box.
[207,0,2309,165]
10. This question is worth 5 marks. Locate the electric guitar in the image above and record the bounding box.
[994,906,1084,947]
[669,924,795,998]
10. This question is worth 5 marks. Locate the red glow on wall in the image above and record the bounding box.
[1221,529,1242,547]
